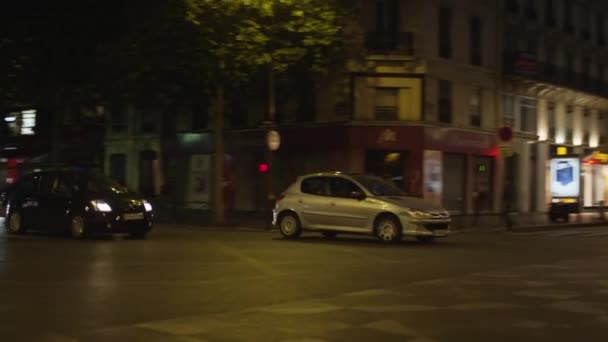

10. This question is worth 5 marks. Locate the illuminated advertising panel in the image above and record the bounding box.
[550,157,580,198]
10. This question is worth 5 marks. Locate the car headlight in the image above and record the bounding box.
[143,200,153,212]
[91,200,112,212]
[399,209,433,218]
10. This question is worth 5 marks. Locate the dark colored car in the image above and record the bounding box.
[1,169,153,239]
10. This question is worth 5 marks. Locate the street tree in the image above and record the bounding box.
[184,0,355,224]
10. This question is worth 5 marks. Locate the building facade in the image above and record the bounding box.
[501,0,608,211]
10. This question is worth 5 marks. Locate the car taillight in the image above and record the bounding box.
[276,194,285,201]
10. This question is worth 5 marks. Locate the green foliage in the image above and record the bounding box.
[184,0,353,82]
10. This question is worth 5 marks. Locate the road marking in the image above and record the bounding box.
[209,242,283,277]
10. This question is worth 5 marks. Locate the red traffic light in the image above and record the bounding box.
[258,163,269,173]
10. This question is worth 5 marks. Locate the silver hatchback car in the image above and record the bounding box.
[273,172,451,243]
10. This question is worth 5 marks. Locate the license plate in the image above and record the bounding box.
[124,213,144,221]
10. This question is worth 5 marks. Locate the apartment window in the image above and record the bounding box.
[544,44,556,77]
[582,56,591,88]
[470,17,482,66]
[563,0,574,33]
[438,80,452,123]
[545,0,556,27]
[192,102,209,130]
[525,0,537,20]
[376,0,399,33]
[565,105,573,143]
[503,95,516,127]
[439,7,452,58]
[520,98,537,133]
[140,111,158,134]
[374,88,398,120]
[110,107,127,134]
[565,52,575,82]
[470,88,482,127]
[545,102,555,139]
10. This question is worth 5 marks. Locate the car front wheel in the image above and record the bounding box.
[375,216,402,244]
[278,212,302,239]
[6,211,25,235]
[70,215,87,239]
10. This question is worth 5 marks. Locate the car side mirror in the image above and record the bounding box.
[350,191,366,201]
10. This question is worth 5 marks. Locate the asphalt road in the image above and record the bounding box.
[2,223,608,342]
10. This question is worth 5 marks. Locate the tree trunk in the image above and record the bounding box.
[213,85,225,225]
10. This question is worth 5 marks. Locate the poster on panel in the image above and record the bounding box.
[423,150,443,205]
[550,157,580,198]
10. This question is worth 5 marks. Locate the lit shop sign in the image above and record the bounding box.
[550,158,580,198]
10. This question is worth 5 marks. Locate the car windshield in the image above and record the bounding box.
[352,175,406,197]
[66,171,129,195]
[86,173,129,194]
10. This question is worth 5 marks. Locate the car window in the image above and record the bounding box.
[328,177,362,198]
[301,177,327,196]
[352,175,405,196]
[40,174,72,196]
[16,174,39,197]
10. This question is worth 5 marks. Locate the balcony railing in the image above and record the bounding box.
[365,32,414,55]
[503,51,608,97]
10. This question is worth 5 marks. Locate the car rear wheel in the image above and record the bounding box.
[278,212,302,239]
[70,215,87,239]
[6,211,25,235]
[375,216,402,244]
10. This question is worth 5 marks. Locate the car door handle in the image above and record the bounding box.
[330,202,336,206]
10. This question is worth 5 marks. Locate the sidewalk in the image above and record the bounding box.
[152,200,608,233]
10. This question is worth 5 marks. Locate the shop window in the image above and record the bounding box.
[365,150,407,192]
[374,88,398,120]
[473,156,494,212]
[442,153,466,212]
[438,80,452,123]
[110,154,127,185]
[469,88,482,127]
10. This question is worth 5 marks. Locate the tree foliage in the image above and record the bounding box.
[184,0,353,83]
